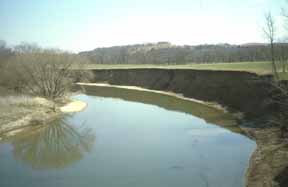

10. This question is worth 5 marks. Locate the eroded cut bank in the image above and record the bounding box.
[81,68,287,187]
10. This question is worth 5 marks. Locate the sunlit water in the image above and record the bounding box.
[0,86,256,187]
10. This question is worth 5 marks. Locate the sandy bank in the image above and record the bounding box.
[77,82,227,112]
[60,100,87,113]
[0,96,87,139]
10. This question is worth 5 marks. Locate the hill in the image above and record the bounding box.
[79,42,281,65]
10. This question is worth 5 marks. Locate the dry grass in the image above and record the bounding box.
[77,61,288,80]
[0,95,54,126]
[77,61,271,74]
[0,96,33,125]
[0,95,34,106]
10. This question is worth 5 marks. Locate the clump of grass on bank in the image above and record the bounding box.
[1,96,35,106]
[0,96,34,125]
[0,95,55,126]
[0,86,15,97]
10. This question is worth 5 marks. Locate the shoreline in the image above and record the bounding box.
[77,82,229,113]
[60,99,87,113]
[77,82,287,187]
[1,84,287,186]
[243,127,288,187]
[0,97,87,140]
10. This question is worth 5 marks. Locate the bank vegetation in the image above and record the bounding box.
[0,42,93,132]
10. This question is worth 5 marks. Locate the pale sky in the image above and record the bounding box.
[0,0,286,52]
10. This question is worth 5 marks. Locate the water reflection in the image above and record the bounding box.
[10,116,95,169]
[0,90,255,187]
[81,85,244,134]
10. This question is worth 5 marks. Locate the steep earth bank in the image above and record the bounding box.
[90,69,273,119]
[87,68,287,187]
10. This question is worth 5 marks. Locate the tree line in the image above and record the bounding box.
[79,42,288,65]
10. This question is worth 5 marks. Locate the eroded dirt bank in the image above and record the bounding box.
[244,127,288,187]
[91,69,273,118]
[87,68,287,187]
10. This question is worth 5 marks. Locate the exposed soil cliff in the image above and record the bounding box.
[88,68,286,187]
[91,69,273,118]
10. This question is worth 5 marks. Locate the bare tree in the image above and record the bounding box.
[0,40,13,68]
[12,117,95,169]
[264,12,279,80]
[261,12,288,137]
[275,43,288,73]
[0,41,14,91]
[8,44,91,99]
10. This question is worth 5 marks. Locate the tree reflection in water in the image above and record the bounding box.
[11,116,95,169]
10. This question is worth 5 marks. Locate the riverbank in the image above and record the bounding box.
[77,82,227,112]
[1,71,287,186]
[244,127,288,187]
[78,81,287,187]
[88,68,273,118]
[0,96,87,139]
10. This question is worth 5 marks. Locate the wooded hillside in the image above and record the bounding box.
[79,42,288,64]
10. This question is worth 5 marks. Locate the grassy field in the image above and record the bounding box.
[81,61,275,74]
[79,61,288,79]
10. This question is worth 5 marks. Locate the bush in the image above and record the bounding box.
[6,44,92,99]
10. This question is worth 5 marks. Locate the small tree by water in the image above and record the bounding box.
[7,44,92,99]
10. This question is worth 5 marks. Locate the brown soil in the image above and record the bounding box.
[244,127,288,187]
[86,68,287,187]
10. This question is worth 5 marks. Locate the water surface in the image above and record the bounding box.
[0,86,256,187]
